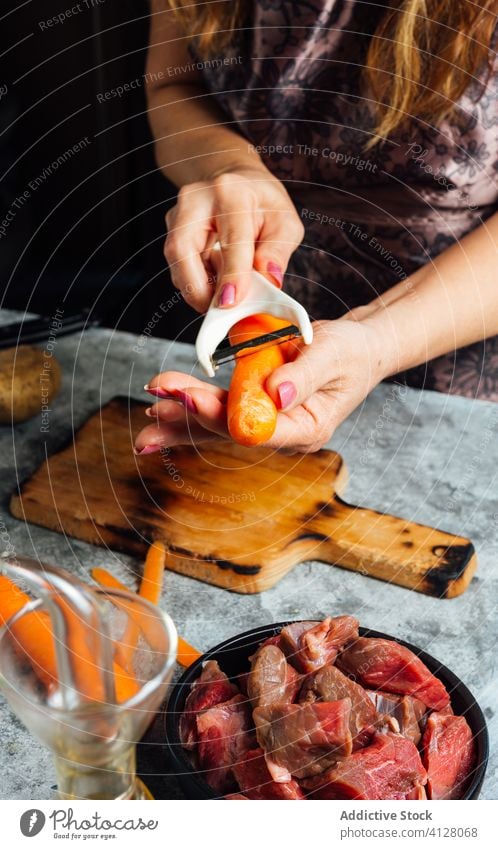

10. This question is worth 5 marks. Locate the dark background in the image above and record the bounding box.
[0,0,195,341]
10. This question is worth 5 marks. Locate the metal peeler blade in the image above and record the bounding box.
[211,324,301,369]
[196,269,313,377]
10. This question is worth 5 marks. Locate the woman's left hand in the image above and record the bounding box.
[134,318,388,455]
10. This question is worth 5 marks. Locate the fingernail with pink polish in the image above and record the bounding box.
[146,386,177,400]
[175,390,197,414]
[277,381,297,410]
[218,283,236,307]
[134,444,161,455]
[267,261,284,287]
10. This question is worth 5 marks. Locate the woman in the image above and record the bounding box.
[135,0,498,455]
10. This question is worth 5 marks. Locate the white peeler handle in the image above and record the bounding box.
[195,269,313,377]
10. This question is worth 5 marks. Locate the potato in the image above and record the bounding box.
[0,345,61,424]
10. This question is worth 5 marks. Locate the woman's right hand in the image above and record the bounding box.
[164,168,305,312]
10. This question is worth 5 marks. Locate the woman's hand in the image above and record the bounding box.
[164,167,305,313]
[134,318,388,455]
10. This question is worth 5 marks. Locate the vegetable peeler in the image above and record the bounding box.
[196,268,313,377]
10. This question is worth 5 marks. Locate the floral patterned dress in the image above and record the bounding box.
[195,0,498,399]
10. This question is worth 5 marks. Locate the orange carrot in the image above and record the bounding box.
[93,554,166,674]
[0,575,58,689]
[0,574,32,623]
[91,569,139,675]
[139,541,166,604]
[112,663,139,701]
[116,542,166,672]
[0,574,137,703]
[55,595,137,703]
[112,542,167,674]
[177,637,202,667]
[92,557,202,669]
[56,595,110,703]
[91,567,130,592]
[227,314,292,447]
[140,544,201,666]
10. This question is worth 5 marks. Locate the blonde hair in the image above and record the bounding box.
[165,0,496,144]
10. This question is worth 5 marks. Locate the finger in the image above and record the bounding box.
[185,388,228,437]
[145,371,228,402]
[145,400,187,424]
[148,387,228,439]
[164,195,215,312]
[213,180,258,306]
[253,210,305,287]
[133,420,220,454]
[165,243,212,313]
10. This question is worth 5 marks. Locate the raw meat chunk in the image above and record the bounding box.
[337,637,449,710]
[179,618,473,802]
[236,672,249,695]
[260,633,283,649]
[367,690,426,745]
[196,694,253,794]
[422,712,475,799]
[254,699,352,781]
[404,784,427,800]
[179,660,238,749]
[247,644,301,708]
[233,748,305,799]
[301,665,376,748]
[302,732,427,799]
[281,616,359,674]
[277,621,316,665]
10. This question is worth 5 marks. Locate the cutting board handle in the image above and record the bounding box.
[301,495,477,598]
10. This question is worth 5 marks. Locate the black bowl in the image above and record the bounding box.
[165,622,489,800]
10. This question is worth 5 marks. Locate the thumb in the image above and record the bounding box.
[266,325,332,411]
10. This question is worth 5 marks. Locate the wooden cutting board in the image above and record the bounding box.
[10,397,476,597]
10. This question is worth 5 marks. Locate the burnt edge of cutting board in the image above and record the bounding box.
[425,542,477,597]
[286,492,477,599]
[330,494,478,599]
[167,545,262,577]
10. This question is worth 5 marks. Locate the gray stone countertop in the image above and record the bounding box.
[0,316,496,799]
